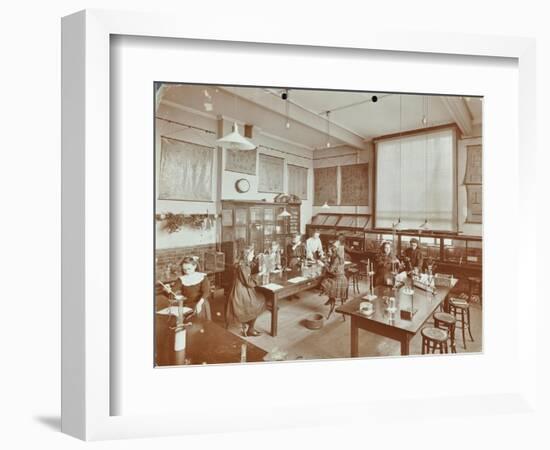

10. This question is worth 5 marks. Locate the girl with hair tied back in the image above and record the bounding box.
[165,256,212,320]
[226,245,266,337]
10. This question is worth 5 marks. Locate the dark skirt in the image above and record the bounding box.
[226,264,266,324]
[320,274,348,299]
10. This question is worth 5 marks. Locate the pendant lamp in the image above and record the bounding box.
[278,207,291,217]
[216,122,256,151]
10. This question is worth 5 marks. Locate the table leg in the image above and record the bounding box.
[350,316,359,357]
[400,334,411,356]
[270,295,278,337]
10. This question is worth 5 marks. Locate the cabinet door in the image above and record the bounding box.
[264,208,274,222]
[250,207,262,224]
[221,208,234,242]
[250,222,264,253]
[288,205,300,235]
[275,206,288,235]
[235,208,248,226]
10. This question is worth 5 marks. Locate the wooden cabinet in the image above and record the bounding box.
[220,200,301,288]
[306,213,371,253]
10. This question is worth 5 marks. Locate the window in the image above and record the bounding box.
[375,128,455,231]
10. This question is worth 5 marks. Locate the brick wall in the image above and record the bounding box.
[155,243,217,281]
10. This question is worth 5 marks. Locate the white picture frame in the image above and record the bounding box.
[61,9,537,441]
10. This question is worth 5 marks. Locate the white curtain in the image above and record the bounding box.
[375,129,455,231]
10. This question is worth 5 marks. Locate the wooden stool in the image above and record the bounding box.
[468,276,482,306]
[448,298,474,349]
[421,327,449,354]
[347,268,360,295]
[433,312,457,353]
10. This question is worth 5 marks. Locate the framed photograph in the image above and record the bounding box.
[225,148,257,175]
[340,163,369,206]
[62,9,536,441]
[258,153,284,193]
[313,166,338,206]
[158,137,214,201]
[287,164,308,200]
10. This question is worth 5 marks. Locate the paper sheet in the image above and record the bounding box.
[288,276,308,284]
[156,306,193,316]
[262,283,284,291]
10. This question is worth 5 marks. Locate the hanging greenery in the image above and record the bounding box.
[155,213,217,233]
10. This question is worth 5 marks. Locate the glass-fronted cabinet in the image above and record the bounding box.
[221,200,301,263]
[308,213,481,274]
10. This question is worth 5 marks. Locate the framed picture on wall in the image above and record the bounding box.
[158,137,214,201]
[258,153,284,193]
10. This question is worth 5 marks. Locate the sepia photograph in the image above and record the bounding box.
[154,84,483,366]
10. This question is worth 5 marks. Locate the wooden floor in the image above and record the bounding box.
[210,278,483,361]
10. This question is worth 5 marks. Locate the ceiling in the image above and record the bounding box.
[159,84,482,151]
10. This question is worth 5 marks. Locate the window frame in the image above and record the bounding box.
[372,123,459,232]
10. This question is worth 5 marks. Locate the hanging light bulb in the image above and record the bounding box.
[203,89,213,111]
[418,96,430,231]
[325,111,331,148]
[397,95,403,230]
[322,201,330,209]
[284,89,291,129]
[421,96,429,126]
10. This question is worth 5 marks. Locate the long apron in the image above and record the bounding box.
[226,263,266,324]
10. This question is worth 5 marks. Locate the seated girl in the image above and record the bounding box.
[167,256,212,320]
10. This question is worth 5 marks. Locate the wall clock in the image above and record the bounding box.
[235,178,250,193]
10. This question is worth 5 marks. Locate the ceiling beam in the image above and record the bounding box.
[439,97,473,136]
[225,86,369,150]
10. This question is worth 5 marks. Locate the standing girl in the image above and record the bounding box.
[226,245,266,337]
[320,236,349,319]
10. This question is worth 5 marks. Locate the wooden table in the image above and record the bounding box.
[255,264,324,337]
[155,314,267,366]
[336,284,452,356]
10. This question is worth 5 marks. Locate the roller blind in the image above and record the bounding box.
[375,129,455,231]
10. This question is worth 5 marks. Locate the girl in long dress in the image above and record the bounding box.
[286,233,306,269]
[320,237,349,319]
[375,241,401,287]
[168,256,212,320]
[226,245,266,337]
